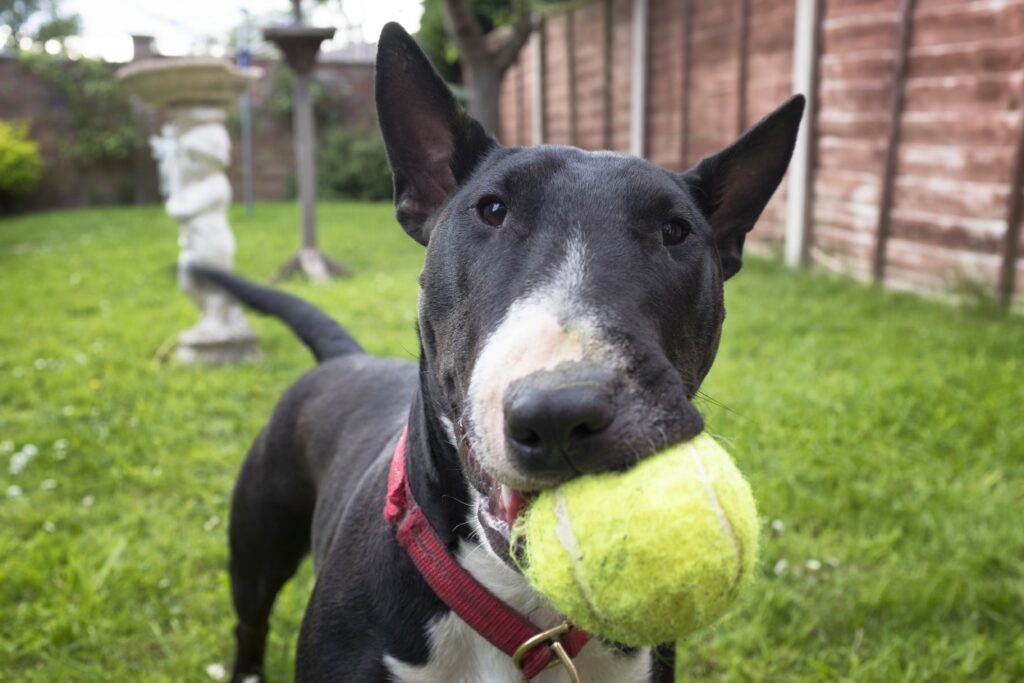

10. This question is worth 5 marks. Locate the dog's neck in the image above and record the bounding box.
[402,352,556,606]
[403,369,474,548]
[386,337,656,683]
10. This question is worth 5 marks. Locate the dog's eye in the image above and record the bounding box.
[478,197,508,227]
[662,221,690,246]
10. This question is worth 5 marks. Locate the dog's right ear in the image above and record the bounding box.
[375,23,497,245]
[681,95,804,279]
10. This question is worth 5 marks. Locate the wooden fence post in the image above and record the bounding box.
[567,8,578,147]
[679,0,693,168]
[872,0,916,282]
[602,0,614,150]
[737,0,750,134]
[784,0,822,268]
[630,0,648,157]
[998,90,1024,308]
[531,17,547,145]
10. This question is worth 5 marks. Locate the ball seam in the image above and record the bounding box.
[553,489,605,625]
[688,442,743,592]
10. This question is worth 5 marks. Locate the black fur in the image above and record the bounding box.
[189,265,363,361]
[216,22,804,683]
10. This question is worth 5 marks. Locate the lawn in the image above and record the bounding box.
[1,203,1022,682]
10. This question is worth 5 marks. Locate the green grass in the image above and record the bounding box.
[1,204,1022,681]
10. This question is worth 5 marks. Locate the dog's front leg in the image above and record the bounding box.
[650,644,677,682]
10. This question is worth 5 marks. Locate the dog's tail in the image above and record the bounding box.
[188,265,363,362]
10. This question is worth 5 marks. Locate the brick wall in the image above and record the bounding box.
[0,55,377,210]
[0,58,153,208]
[499,0,1024,306]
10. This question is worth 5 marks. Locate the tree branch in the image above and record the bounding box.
[492,0,535,73]
[440,0,487,64]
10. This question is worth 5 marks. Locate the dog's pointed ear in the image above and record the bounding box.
[375,22,497,245]
[681,95,805,279]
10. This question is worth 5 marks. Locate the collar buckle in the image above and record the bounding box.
[512,622,582,683]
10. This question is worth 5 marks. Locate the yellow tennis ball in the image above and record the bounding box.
[510,433,758,646]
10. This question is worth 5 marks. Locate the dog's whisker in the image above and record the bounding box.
[695,390,747,421]
[442,494,474,509]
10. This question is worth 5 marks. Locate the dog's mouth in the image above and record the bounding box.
[454,420,536,566]
[477,483,534,564]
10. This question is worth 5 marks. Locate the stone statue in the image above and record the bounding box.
[118,58,261,364]
[165,108,258,360]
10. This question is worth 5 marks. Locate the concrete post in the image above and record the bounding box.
[784,0,821,268]
[629,0,649,158]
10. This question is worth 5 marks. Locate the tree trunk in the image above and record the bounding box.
[464,61,502,135]
[439,0,534,138]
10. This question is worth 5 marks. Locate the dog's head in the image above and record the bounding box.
[376,24,803,562]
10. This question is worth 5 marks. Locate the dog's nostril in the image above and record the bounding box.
[504,382,616,470]
[510,427,542,449]
[570,423,601,441]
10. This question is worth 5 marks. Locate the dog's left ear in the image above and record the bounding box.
[682,95,805,279]
[375,22,497,245]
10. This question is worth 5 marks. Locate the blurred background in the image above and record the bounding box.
[3,0,1024,305]
[1,0,1022,681]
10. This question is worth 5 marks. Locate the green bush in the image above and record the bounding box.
[317,128,393,201]
[20,53,143,166]
[0,120,43,209]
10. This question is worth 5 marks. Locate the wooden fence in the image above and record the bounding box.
[498,0,1024,308]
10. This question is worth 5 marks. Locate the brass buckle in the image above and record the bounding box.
[511,622,582,683]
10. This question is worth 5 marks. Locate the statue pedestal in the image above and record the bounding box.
[176,328,261,364]
[118,59,261,364]
[264,22,349,283]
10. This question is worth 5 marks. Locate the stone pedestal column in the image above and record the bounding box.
[264,4,349,283]
[118,59,261,364]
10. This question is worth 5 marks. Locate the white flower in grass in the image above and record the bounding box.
[805,559,822,572]
[81,495,95,507]
[204,515,221,532]
[241,676,260,683]
[43,521,56,533]
[6,485,22,498]
[205,663,226,681]
[53,440,69,461]
[9,454,28,474]
[770,519,785,536]
[41,479,57,490]
[826,556,840,568]
[10,445,38,474]
[773,559,788,576]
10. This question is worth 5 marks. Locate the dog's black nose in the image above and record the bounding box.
[504,368,617,477]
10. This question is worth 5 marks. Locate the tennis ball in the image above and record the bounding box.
[510,433,758,646]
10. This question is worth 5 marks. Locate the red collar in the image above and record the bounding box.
[384,425,590,680]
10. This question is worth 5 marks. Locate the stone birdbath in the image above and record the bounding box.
[118,58,261,364]
[264,0,349,283]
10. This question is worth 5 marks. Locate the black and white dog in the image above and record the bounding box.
[206,22,803,683]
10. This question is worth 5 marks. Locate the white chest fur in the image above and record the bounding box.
[383,539,651,683]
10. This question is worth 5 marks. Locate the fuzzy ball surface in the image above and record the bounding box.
[511,433,759,646]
